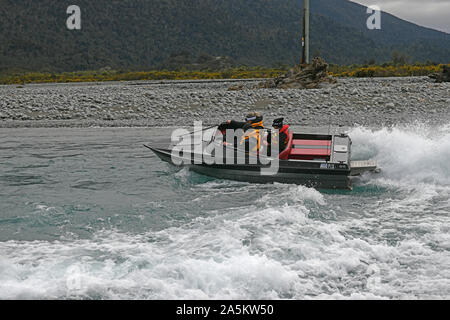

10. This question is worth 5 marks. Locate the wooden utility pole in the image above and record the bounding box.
[301,0,310,65]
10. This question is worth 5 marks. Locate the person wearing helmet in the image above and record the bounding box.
[240,112,265,154]
[267,117,290,155]
[218,112,265,154]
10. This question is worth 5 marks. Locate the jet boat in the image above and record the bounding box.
[145,127,377,189]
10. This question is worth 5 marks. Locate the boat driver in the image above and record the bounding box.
[218,112,265,153]
[266,117,291,155]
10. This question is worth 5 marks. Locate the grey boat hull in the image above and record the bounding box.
[146,145,352,189]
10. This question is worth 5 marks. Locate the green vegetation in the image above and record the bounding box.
[2,63,448,85]
[329,63,449,78]
[0,67,286,85]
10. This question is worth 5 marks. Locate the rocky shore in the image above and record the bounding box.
[1,77,449,128]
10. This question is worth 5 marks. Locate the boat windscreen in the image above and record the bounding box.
[203,127,218,142]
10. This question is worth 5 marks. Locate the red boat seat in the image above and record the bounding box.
[292,139,331,147]
[289,139,331,160]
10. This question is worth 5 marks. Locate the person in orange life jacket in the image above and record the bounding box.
[217,112,264,153]
[266,117,290,155]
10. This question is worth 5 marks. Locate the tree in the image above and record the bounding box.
[391,51,409,65]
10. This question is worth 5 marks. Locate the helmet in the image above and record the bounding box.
[245,112,263,124]
[272,117,284,128]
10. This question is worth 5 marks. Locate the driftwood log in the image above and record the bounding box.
[256,57,336,89]
[429,65,450,83]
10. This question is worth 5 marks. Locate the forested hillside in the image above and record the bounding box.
[1,0,449,72]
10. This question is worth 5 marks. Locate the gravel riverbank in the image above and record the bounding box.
[1,77,449,128]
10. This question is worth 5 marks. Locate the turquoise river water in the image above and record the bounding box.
[0,124,449,299]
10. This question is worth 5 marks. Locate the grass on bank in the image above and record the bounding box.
[0,67,285,85]
[1,64,448,85]
[328,63,447,78]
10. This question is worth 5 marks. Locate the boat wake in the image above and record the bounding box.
[349,123,450,187]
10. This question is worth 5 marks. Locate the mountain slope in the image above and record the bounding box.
[0,0,449,72]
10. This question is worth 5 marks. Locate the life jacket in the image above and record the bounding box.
[271,125,290,145]
[268,124,290,157]
[240,121,264,153]
[279,124,290,145]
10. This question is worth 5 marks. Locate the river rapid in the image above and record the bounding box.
[0,123,449,299]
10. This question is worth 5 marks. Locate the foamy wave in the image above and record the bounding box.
[349,124,450,186]
[2,198,448,300]
[256,184,325,206]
